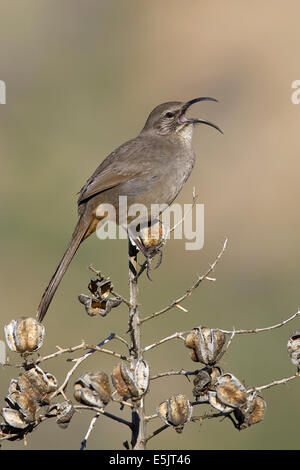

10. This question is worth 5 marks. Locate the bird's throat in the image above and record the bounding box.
[176,124,194,141]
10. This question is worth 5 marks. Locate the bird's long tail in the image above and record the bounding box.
[36,216,89,322]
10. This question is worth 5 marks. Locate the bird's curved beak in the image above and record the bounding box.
[178,97,223,134]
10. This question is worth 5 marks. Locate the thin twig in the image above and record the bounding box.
[150,368,202,381]
[169,187,198,234]
[36,342,87,365]
[190,410,228,422]
[143,424,170,444]
[114,335,130,349]
[217,328,236,362]
[247,372,300,394]
[220,310,300,335]
[80,413,100,450]
[51,334,119,399]
[146,309,300,361]
[111,397,134,408]
[140,238,228,324]
[0,432,19,442]
[111,291,132,308]
[85,344,128,361]
[51,352,92,399]
[74,405,132,428]
[144,414,158,422]
[143,331,187,353]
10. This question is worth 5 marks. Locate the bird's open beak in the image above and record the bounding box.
[178,97,223,134]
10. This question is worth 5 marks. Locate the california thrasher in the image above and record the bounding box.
[36,97,222,322]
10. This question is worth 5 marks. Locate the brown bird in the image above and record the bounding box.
[37,98,222,322]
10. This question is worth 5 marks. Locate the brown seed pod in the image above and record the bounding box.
[111,363,139,400]
[157,394,193,433]
[134,359,150,396]
[89,372,111,405]
[5,391,37,423]
[157,401,169,423]
[4,317,45,353]
[234,394,267,429]
[208,391,234,413]
[1,408,29,429]
[192,369,211,401]
[287,332,300,365]
[185,327,225,365]
[88,278,114,299]
[74,371,111,407]
[7,379,18,395]
[168,395,193,433]
[139,220,166,250]
[193,366,223,402]
[47,401,75,429]
[185,329,198,350]
[17,373,47,404]
[209,366,223,384]
[18,366,57,402]
[215,373,247,409]
[78,294,122,317]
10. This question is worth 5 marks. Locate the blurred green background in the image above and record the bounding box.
[1,0,300,450]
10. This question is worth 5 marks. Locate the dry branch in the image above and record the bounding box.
[140,238,228,324]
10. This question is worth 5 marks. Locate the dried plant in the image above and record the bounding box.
[1,226,300,450]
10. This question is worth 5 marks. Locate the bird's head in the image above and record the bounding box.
[141,97,222,139]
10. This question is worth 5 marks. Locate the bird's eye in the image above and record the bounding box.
[165,112,174,118]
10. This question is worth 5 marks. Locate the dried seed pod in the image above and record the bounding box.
[74,371,111,408]
[208,391,234,413]
[88,278,114,300]
[8,379,18,394]
[5,391,19,409]
[47,401,75,429]
[74,384,103,408]
[1,408,29,429]
[140,220,166,250]
[192,369,211,401]
[17,370,46,402]
[185,329,198,350]
[192,366,223,402]
[78,294,122,317]
[44,371,58,393]
[287,332,300,365]
[215,373,247,409]
[4,317,45,353]
[209,366,223,384]
[157,395,193,433]
[234,394,266,429]
[17,367,57,404]
[168,395,193,433]
[111,363,139,400]
[5,391,37,423]
[157,400,169,423]
[185,327,225,365]
[134,359,149,396]
[83,371,111,405]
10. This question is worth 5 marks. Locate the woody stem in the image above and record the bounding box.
[128,238,146,450]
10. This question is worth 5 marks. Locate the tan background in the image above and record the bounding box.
[1,0,300,449]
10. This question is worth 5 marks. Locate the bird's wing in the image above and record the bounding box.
[77,137,149,205]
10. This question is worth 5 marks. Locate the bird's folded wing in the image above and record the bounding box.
[77,138,150,205]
